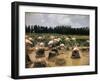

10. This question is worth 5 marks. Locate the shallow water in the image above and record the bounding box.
[27,50,89,68]
[65,51,89,66]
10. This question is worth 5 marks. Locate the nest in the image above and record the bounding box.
[36,48,45,58]
[71,50,80,59]
[48,51,58,59]
[55,58,66,66]
[34,61,47,67]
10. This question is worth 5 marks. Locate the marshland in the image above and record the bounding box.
[25,25,89,68]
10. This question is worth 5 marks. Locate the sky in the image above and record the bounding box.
[25,12,89,28]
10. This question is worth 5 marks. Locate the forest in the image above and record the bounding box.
[25,25,89,35]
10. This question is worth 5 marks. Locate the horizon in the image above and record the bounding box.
[25,24,89,28]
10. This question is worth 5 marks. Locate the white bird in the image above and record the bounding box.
[72,37,76,40]
[54,38,58,42]
[48,40,54,45]
[60,43,65,47]
[39,42,45,47]
[25,35,28,39]
[28,37,33,41]
[65,37,70,41]
[73,47,79,51]
[50,36,55,39]
[86,40,89,43]
[38,36,42,40]
[57,38,61,42]
[25,39,33,45]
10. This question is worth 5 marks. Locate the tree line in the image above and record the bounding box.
[25,25,89,35]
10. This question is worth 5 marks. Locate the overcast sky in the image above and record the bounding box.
[25,12,89,28]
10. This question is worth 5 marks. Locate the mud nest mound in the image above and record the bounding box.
[34,60,47,67]
[36,48,45,58]
[71,50,81,59]
[55,58,66,66]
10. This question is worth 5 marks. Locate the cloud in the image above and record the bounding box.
[25,12,89,28]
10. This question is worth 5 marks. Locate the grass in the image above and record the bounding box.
[26,33,89,40]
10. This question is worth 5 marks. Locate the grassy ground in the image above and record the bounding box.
[26,33,89,40]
